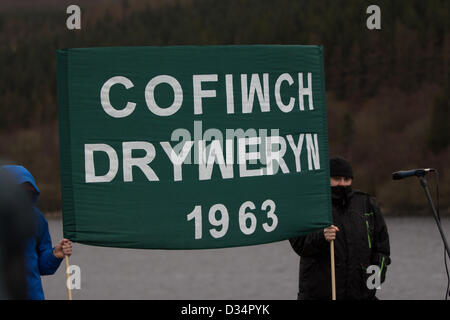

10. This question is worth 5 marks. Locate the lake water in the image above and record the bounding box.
[42,216,450,300]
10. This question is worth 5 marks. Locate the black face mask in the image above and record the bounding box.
[331,186,352,208]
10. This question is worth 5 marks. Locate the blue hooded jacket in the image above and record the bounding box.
[1,165,63,300]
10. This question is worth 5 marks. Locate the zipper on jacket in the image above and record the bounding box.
[365,220,372,249]
[379,256,385,276]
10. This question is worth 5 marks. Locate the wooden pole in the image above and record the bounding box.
[65,255,73,300]
[330,240,336,300]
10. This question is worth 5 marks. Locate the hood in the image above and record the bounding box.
[1,165,40,203]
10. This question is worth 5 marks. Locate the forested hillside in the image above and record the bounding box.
[0,0,448,214]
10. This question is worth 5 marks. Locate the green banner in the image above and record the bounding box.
[57,45,331,249]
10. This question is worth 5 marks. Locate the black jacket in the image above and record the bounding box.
[289,190,391,300]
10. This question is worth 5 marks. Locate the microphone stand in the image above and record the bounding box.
[418,175,450,259]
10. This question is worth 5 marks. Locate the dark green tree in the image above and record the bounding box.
[428,92,450,154]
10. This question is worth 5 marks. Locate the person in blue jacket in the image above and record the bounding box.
[1,165,72,300]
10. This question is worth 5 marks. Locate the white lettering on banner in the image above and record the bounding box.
[238,137,264,178]
[187,206,202,240]
[145,75,183,116]
[100,76,136,118]
[264,135,289,175]
[198,140,234,181]
[225,74,234,114]
[261,199,278,232]
[85,144,119,183]
[241,73,270,114]
[286,134,304,172]
[208,204,229,239]
[306,133,321,170]
[239,201,257,235]
[90,71,323,184]
[122,142,159,182]
[84,132,322,183]
[298,72,313,110]
[99,72,315,117]
[274,73,295,112]
[193,74,218,115]
[187,199,278,240]
[160,141,194,181]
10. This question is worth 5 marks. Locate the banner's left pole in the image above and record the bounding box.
[65,255,72,300]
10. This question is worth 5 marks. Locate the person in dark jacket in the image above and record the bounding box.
[1,165,73,300]
[289,157,391,300]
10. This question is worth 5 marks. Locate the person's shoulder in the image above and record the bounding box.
[33,207,49,228]
[352,189,379,206]
[352,189,373,199]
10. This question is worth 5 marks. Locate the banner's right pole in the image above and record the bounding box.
[330,240,336,300]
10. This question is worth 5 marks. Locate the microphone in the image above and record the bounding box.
[392,168,435,180]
